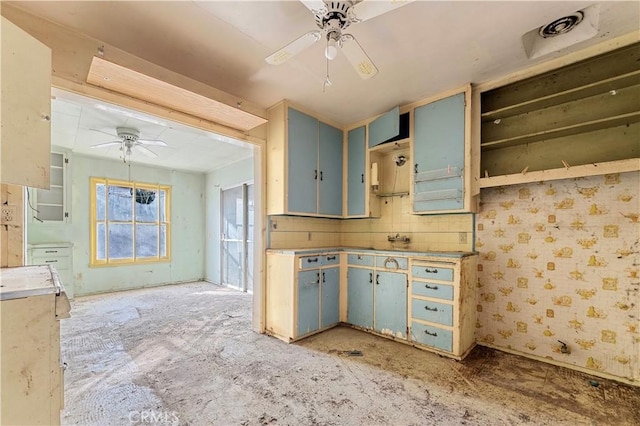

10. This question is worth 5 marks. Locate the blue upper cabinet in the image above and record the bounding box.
[288,108,320,215]
[318,122,344,216]
[265,104,343,217]
[369,106,399,148]
[413,90,469,213]
[346,126,366,217]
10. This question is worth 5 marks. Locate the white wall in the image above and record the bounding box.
[27,153,206,296]
[204,156,254,284]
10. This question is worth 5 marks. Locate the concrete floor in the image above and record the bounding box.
[61,282,640,426]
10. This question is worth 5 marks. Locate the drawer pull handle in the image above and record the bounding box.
[425,330,438,337]
[45,260,58,263]
[307,257,319,263]
[326,255,336,261]
[384,257,399,270]
[357,255,363,260]
[425,284,439,290]
[424,305,438,312]
[45,250,58,253]
[425,268,438,273]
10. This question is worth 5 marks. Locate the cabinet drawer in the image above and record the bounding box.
[411,321,453,352]
[347,253,374,267]
[299,254,339,269]
[412,281,453,301]
[412,298,452,326]
[376,256,408,270]
[31,256,69,270]
[31,247,71,257]
[411,264,453,281]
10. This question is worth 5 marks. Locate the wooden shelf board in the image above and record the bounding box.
[481,112,640,151]
[481,71,640,122]
[478,158,640,188]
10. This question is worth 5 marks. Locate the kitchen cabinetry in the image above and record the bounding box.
[0,265,71,425]
[1,16,52,189]
[412,89,470,213]
[347,252,408,339]
[478,42,639,187]
[346,126,367,217]
[266,250,340,342]
[267,103,343,217]
[28,243,74,298]
[32,152,69,222]
[408,254,477,359]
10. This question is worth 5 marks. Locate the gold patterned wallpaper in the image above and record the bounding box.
[476,172,639,384]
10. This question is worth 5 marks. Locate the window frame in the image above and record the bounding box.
[90,177,171,267]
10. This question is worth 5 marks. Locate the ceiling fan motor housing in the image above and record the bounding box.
[315,1,353,31]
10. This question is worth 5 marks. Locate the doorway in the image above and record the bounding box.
[221,182,254,292]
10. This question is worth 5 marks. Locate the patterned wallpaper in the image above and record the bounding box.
[476,172,639,383]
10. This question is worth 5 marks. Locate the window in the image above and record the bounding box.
[90,178,171,266]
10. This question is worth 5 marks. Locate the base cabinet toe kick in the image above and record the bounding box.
[266,249,477,360]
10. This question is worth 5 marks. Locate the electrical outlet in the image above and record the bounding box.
[1,206,16,224]
[458,232,468,244]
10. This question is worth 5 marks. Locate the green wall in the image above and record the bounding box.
[27,152,206,296]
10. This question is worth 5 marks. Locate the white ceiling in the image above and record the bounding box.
[8,1,640,171]
[50,89,254,173]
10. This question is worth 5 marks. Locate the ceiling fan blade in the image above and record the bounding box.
[299,0,327,15]
[349,0,414,23]
[135,145,158,158]
[265,30,322,65]
[91,141,122,149]
[340,34,378,80]
[137,139,168,147]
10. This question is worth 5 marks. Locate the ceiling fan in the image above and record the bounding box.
[90,127,168,159]
[265,0,414,80]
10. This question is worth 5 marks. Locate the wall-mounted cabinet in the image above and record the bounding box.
[411,87,472,213]
[368,106,410,148]
[346,126,367,217]
[267,102,343,217]
[31,152,69,222]
[1,16,52,189]
[478,42,640,188]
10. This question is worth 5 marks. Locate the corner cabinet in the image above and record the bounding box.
[266,250,340,342]
[411,86,473,213]
[1,16,52,189]
[267,102,343,217]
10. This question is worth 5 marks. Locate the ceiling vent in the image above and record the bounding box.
[522,4,599,59]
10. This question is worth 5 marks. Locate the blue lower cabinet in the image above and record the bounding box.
[297,270,320,336]
[347,267,374,329]
[374,271,407,338]
[321,267,340,328]
[411,298,453,326]
[410,321,453,353]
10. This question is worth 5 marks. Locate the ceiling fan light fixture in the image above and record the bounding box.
[325,40,338,60]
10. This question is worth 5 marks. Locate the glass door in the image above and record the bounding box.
[221,183,253,292]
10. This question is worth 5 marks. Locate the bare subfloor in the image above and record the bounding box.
[62,282,639,426]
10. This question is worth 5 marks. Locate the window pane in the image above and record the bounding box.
[159,190,166,222]
[108,223,133,259]
[135,188,158,222]
[160,224,167,257]
[96,184,106,221]
[136,224,158,258]
[108,185,133,221]
[96,223,106,260]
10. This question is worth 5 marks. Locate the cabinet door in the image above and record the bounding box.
[369,106,399,148]
[320,267,340,328]
[297,269,320,336]
[347,267,374,329]
[413,93,465,212]
[347,126,366,216]
[318,122,343,216]
[374,271,407,338]
[1,17,52,189]
[287,108,318,214]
